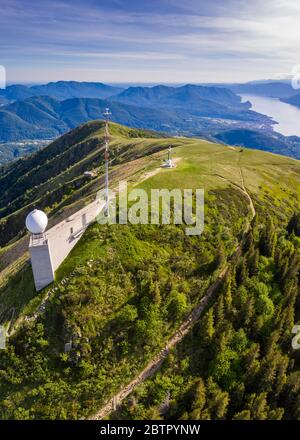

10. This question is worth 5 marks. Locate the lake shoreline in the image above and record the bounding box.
[240,94,300,137]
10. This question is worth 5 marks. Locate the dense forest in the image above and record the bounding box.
[111,214,300,420]
[0,183,248,419]
[1,210,300,419]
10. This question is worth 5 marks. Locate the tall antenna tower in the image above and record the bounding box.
[103,107,111,216]
[168,145,172,162]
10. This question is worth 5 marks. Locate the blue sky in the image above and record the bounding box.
[1,0,300,84]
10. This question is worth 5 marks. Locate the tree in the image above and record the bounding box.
[243,343,261,386]
[233,410,251,420]
[247,249,259,276]
[236,258,248,286]
[118,304,138,326]
[259,217,277,258]
[247,392,269,420]
[209,387,229,419]
[287,212,300,237]
[256,294,274,317]
[168,290,188,320]
[222,272,233,314]
[190,378,206,418]
[200,308,215,345]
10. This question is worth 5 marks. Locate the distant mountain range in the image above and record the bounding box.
[0,95,184,141]
[0,83,264,143]
[214,129,300,158]
[226,81,298,99]
[281,94,300,108]
[112,83,247,111]
[2,79,300,163]
[0,81,122,102]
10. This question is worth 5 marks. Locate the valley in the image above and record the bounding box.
[2,80,300,165]
[0,139,51,164]
[0,81,279,164]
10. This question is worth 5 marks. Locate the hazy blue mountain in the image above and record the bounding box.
[2,82,300,162]
[30,81,123,100]
[228,81,297,99]
[0,81,123,102]
[215,128,300,158]
[162,84,246,108]
[0,97,8,106]
[281,93,300,108]
[0,95,182,141]
[0,84,34,101]
[112,83,248,112]
[110,85,174,106]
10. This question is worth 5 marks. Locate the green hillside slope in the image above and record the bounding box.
[0,122,300,420]
[113,214,300,420]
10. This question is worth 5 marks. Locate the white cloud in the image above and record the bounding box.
[2,0,300,82]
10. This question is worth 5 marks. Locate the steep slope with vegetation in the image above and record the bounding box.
[282,93,300,108]
[0,96,183,142]
[214,129,300,159]
[111,218,300,420]
[0,121,172,247]
[0,122,300,419]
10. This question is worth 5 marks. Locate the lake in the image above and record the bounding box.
[241,94,300,137]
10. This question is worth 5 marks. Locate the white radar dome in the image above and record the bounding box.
[25,209,48,234]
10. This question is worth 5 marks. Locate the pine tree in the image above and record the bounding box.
[259,217,277,258]
[200,308,215,345]
[236,258,248,286]
[233,410,251,420]
[287,212,300,237]
[247,248,259,276]
[191,378,206,418]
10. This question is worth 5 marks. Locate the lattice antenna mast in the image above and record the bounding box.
[103,107,111,216]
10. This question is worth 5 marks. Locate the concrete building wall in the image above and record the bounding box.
[29,199,103,291]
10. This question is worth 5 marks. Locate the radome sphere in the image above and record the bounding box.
[25,209,48,234]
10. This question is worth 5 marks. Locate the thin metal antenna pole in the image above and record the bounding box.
[103,108,111,216]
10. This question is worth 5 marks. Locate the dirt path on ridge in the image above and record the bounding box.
[89,160,255,420]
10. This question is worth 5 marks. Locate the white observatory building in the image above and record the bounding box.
[26,209,54,292]
[26,201,103,291]
[26,209,48,235]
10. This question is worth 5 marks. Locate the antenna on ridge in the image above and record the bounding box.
[103,107,111,217]
[163,144,174,168]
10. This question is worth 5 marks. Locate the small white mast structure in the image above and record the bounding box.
[164,145,174,168]
[103,107,111,216]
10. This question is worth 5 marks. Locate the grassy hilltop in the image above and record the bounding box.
[0,121,300,419]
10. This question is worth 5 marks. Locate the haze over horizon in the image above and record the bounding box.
[1,0,300,84]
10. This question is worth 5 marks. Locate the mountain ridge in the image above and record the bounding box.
[0,81,123,102]
[1,121,300,420]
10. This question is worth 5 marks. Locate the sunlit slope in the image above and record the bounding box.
[1,122,300,419]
